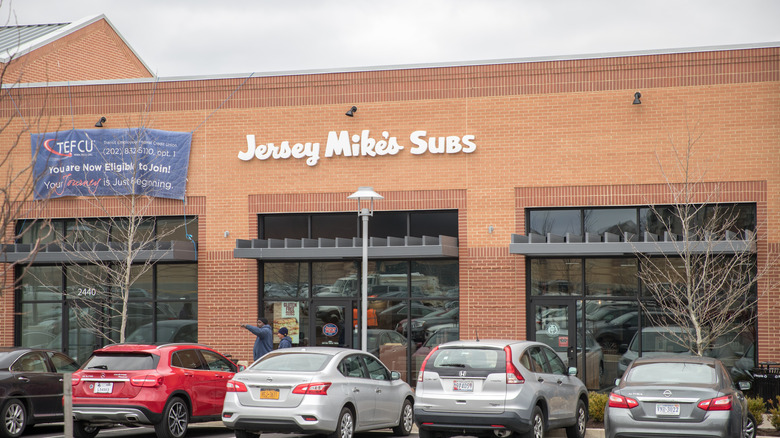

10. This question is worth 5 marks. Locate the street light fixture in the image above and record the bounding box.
[347,186,384,351]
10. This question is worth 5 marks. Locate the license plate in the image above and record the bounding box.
[655,403,680,416]
[453,380,474,392]
[94,382,113,394]
[260,389,280,400]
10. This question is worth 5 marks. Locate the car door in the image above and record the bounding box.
[10,352,63,418]
[338,354,376,427]
[198,349,237,415]
[361,354,398,425]
[540,345,579,421]
[526,346,566,420]
[171,349,214,416]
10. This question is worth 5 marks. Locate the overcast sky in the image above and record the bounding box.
[2,0,779,78]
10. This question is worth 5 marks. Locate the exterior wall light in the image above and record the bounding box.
[345,106,357,117]
[633,92,642,105]
[95,116,107,127]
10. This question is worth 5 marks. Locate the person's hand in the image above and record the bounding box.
[240,324,246,328]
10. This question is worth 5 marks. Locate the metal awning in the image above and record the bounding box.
[509,230,755,257]
[234,235,459,260]
[0,240,198,264]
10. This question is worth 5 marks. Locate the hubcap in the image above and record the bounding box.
[745,417,755,438]
[577,407,586,434]
[167,402,188,437]
[340,412,353,438]
[402,404,413,432]
[4,403,23,435]
[533,414,543,438]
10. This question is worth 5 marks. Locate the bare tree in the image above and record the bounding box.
[637,122,766,357]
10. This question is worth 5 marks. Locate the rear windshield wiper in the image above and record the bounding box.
[438,363,466,367]
[87,365,108,370]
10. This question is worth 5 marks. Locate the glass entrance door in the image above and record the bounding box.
[528,299,603,390]
[314,301,353,349]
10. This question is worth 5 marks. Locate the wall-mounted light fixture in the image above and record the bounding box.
[488,225,494,234]
[95,116,107,127]
[345,106,357,117]
[633,92,642,105]
[223,231,230,238]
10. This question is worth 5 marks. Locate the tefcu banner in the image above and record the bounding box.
[31,128,192,200]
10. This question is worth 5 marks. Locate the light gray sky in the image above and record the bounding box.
[2,0,779,78]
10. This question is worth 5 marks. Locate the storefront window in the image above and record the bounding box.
[410,211,458,238]
[312,214,356,239]
[411,260,459,299]
[264,301,309,348]
[585,259,638,296]
[530,259,582,296]
[157,264,197,300]
[263,214,308,239]
[264,262,310,298]
[312,261,358,297]
[583,208,637,236]
[528,209,581,236]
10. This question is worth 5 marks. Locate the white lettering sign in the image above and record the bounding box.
[239,130,476,166]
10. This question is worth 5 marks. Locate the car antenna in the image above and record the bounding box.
[475,330,479,341]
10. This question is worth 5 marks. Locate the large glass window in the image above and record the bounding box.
[264,262,310,298]
[529,209,581,236]
[584,208,637,236]
[530,259,582,296]
[585,259,638,296]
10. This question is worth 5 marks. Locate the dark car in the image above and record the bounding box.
[0,347,80,437]
[395,307,459,343]
[605,356,756,438]
[71,343,240,438]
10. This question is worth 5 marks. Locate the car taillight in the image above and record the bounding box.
[417,346,440,382]
[292,382,331,395]
[608,393,639,409]
[698,395,732,411]
[130,374,163,387]
[71,375,81,386]
[226,380,248,392]
[504,346,524,384]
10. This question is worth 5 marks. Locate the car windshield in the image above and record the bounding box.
[627,362,716,384]
[250,353,330,372]
[82,353,157,371]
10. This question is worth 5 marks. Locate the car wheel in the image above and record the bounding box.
[0,399,26,438]
[565,399,587,438]
[600,338,618,355]
[392,399,414,436]
[744,412,757,438]
[520,406,544,438]
[73,421,100,438]
[235,430,259,438]
[327,407,354,438]
[154,397,189,438]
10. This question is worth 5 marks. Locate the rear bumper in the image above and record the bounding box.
[72,405,161,426]
[604,407,736,438]
[414,408,532,434]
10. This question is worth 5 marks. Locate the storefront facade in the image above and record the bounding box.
[1,41,778,390]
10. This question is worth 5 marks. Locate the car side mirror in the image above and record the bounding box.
[614,378,621,386]
[568,366,577,376]
[238,365,246,372]
[738,381,752,391]
[390,371,401,380]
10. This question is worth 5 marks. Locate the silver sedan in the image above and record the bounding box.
[222,347,415,438]
[605,356,756,438]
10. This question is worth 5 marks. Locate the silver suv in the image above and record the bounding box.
[414,339,588,438]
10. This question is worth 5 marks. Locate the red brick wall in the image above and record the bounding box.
[0,46,778,363]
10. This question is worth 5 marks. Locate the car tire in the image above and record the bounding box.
[235,430,259,438]
[744,412,757,438]
[154,397,189,438]
[520,406,544,438]
[0,399,26,438]
[392,399,414,436]
[327,407,354,438]
[73,421,100,438]
[565,399,587,438]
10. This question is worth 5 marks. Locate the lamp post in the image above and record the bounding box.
[347,187,383,351]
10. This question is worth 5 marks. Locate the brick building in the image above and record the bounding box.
[1,16,779,389]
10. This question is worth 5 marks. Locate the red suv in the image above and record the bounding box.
[71,343,239,438]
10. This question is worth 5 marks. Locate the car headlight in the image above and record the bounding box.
[411,321,424,329]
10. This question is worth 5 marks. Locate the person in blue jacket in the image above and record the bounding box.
[241,317,273,360]
[276,327,293,349]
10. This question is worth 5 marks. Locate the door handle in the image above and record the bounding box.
[353,387,360,393]
[17,377,30,382]
[184,372,193,377]
[375,389,381,393]
[537,378,544,383]
[557,380,563,385]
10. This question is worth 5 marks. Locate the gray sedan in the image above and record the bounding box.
[222,347,415,438]
[605,356,756,438]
